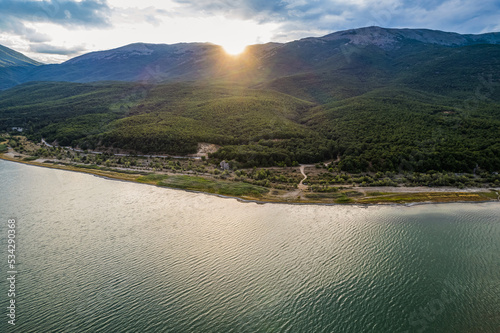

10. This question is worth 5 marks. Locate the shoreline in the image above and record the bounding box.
[1,154,499,206]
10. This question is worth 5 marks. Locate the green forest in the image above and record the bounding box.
[1,42,500,176]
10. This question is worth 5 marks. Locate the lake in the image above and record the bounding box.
[1,159,499,332]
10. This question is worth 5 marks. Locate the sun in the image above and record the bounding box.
[222,42,248,56]
[204,16,278,56]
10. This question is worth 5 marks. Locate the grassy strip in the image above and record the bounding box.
[357,191,497,204]
[482,191,500,200]
[151,175,269,197]
[344,190,364,197]
[334,196,354,203]
[366,191,391,196]
[136,174,169,183]
[305,192,344,199]
[304,192,356,204]
[305,190,362,203]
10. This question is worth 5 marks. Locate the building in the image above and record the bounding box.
[220,160,230,171]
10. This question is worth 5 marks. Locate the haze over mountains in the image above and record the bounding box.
[1,26,499,173]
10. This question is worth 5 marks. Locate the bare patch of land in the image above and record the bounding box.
[189,142,220,158]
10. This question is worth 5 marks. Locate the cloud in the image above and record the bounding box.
[395,0,500,34]
[29,43,86,55]
[171,0,500,39]
[112,6,173,27]
[172,0,396,23]
[0,0,111,45]
[0,0,111,27]
[0,0,112,57]
[173,0,291,23]
[0,18,52,43]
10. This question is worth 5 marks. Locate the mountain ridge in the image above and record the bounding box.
[0,45,42,90]
[63,42,216,65]
[1,26,499,91]
[316,26,500,49]
[1,26,499,173]
[0,44,41,68]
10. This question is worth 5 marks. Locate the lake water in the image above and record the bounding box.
[1,159,499,333]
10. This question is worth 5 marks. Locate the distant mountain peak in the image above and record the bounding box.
[0,44,42,68]
[318,26,500,49]
[64,42,216,65]
[65,43,154,65]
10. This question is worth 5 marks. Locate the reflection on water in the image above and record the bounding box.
[1,160,499,332]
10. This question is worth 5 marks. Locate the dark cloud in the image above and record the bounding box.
[29,43,86,55]
[0,0,111,46]
[172,0,500,36]
[0,17,52,43]
[0,0,111,27]
[174,0,288,22]
[172,0,381,23]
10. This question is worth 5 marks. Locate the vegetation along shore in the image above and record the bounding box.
[2,135,499,205]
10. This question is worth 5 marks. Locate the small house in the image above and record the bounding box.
[220,160,230,171]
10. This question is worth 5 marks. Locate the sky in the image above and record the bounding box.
[1,0,499,63]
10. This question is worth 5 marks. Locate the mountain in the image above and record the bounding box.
[1,27,499,173]
[1,26,499,91]
[0,45,41,90]
[0,45,41,67]
[252,27,500,101]
[23,42,275,85]
[317,26,500,48]
[27,43,226,83]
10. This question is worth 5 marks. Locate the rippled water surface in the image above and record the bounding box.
[1,160,499,332]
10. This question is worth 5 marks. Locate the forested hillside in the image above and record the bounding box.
[1,27,499,173]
